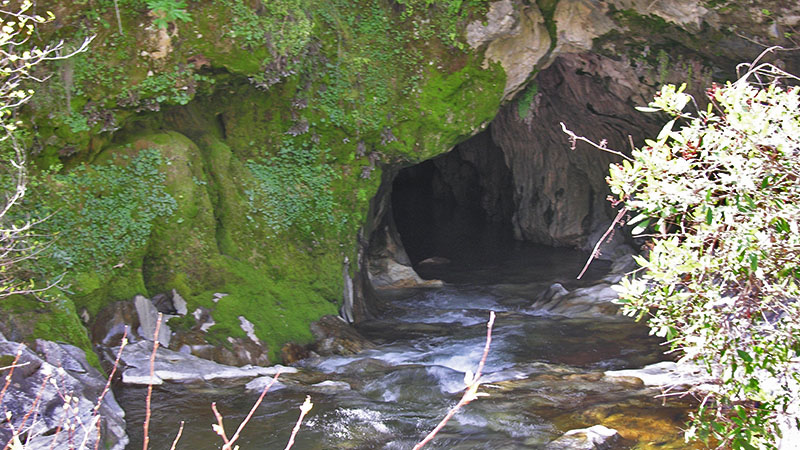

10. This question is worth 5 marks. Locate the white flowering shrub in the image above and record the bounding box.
[610,66,800,448]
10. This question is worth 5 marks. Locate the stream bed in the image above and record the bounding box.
[116,245,697,449]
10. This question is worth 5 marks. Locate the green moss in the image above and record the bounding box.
[517,81,539,120]
[613,8,671,33]
[193,258,339,362]
[535,0,559,45]
[0,295,101,372]
[393,58,505,160]
[71,267,148,316]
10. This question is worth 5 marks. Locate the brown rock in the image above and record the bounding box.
[91,300,139,346]
[281,342,310,364]
[310,315,375,356]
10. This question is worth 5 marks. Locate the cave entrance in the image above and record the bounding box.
[390,126,516,268]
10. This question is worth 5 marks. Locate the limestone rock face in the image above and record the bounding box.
[466,0,551,98]
[609,0,712,32]
[553,0,615,54]
[491,53,661,250]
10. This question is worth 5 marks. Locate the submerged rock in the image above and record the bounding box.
[281,342,311,364]
[545,425,620,450]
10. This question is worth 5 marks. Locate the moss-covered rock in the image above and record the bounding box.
[0,295,101,371]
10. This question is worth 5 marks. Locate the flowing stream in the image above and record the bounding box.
[117,245,697,449]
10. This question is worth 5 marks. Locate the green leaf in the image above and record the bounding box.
[737,350,753,363]
[749,253,758,272]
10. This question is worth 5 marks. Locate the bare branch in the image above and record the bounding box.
[413,311,495,450]
[560,122,633,161]
[142,314,163,450]
[577,207,628,279]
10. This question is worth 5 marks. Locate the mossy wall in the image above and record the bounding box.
[13,0,506,362]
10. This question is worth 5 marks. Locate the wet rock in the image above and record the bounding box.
[92,300,139,346]
[534,282,620,316]
[166,309,270,366]
[417,256,451,266]
[244,376,287,393]
[545,425,620,450]
[367,223,443,289]
[118,340,291,385]
[308,380,352,393]
[0,338,128,450]
[604,361,714,389]
[372,258,443,288]
[281,342,310,364]
[134,295,171,347]
[179,335,270,367]
[606,375,645,389]
[310,315,375,356]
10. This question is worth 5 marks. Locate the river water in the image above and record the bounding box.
[117,245,697,449]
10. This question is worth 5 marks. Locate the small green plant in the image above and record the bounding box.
[64,112,90,133]
[516,82,538,120]
[44,148,177,272]
[120,66,214,107]
[602,60,800,449]
[245,140,339,237]
[145,0,192,29]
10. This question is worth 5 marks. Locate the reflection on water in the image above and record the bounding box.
[116,245,696,449]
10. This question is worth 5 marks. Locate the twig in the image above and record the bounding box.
[284,396,313,450]
[577,207,628,279]
[93,327,128,415]
[142,314,163,450]
[0,345,24,411]
[560,122,633,161]
[211,403,231,447]
[169,421,185,450]
[92,418,102,450]
[225,371,282,450]
[412,311,496,450]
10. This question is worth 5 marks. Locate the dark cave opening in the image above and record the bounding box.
[390,126,516,267]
